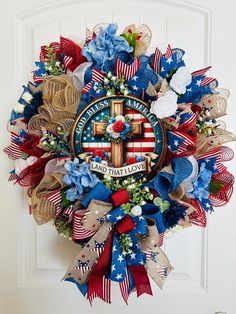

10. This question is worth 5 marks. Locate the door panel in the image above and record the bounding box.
[1,0,235,313]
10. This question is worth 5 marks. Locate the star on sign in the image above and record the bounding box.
[166,57,173,64]
[132,85,139,91]
[132,76,138,81]
[161,67,165,72]
[116,273,123,280]
[118,255,124,262]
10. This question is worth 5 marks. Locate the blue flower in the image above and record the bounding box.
[188,163,212,201]
[82,23,133,69]
[63,158,99,201]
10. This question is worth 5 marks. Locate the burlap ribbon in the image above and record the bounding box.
[28,75,81,135]
[139,218,173,288]
[31,172,66,224]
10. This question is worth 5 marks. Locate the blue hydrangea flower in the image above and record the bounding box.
[63,158,99,201]
[188,163,212,201]
[82,23,133,69]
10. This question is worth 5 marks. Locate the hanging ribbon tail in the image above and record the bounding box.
[87,228,115,304]
[129,265,152,297]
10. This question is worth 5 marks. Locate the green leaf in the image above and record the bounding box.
[209,180,224,194]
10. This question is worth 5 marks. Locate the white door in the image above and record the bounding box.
[1,0,236,313]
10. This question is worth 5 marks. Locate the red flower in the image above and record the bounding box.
[112,120,125,133]
[126,156,138,165]
[94,149,104,158]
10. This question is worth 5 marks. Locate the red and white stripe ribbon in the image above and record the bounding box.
[115,57,140,81]
[82,68,105,94]
[191,66,211,77]
[153,47,162,74]
[73,211,96,240]
[119,271,130,304]
[3,133,22,160]
[165,44,172,58]
[200,77,217,86]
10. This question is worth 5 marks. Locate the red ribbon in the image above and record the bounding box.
[19,133,45,157]
[116,215,135,234]
[87,229,114,303]
[110,189,129,207]
[129,265,153,297]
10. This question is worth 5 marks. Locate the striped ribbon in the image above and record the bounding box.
[82,68,105,94]
[165,44,172,58]
[73,211,96,240]
[191,66,211,77]
[119,271,130,304]
[153,48,162,74]
[87,276,111,304]
[115,57,140,81]
[200,77,217,86]
[4,133,22,159]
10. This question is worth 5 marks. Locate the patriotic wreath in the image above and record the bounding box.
[4,23,236,304]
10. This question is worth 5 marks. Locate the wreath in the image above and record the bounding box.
[4,23,236,304]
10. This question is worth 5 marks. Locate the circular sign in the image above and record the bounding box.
[70,96,166,180]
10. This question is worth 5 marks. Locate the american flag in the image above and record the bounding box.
[4,133,22,160]
[197,147,226,173]
[80,107,156,158]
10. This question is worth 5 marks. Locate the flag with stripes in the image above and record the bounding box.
[80,107,156,157]
[165,44,172,58]
[4,133,22,159]
[167,130,195,154]
[63,205,74,223]
[87,276,111,304]
[158,265,168,280]
[115,57,140,81]
[119,271,130,304]
[82,68,105,94]
[191,66,211,77]
[197,147,226,174]
[8,170,19,182]
[153,47,162,74]
[73,211,96,240]
[33,61,46,84]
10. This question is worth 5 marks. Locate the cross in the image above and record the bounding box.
[92,99,143,167]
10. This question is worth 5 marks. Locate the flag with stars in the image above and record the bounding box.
[81,106,157,158]
[33,61,47,84]
[109,235,127,282]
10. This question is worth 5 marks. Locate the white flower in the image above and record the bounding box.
[127,184,135,190]
[123,89,129,96]
[21,92,33,104]
[123,180,128,185]
[131,205,142,216]
[101,160,108,166]
[150,90,178,119]
[13,103,25,113]
[111,132,120,139]
[115,115,125,122]
[144,187,149,192]
[104,77,109,84]
[104,174,112,181]
[170,66,192,95]
[106,124,114,134]
[106,90,113,96]
[15,156,38,175]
